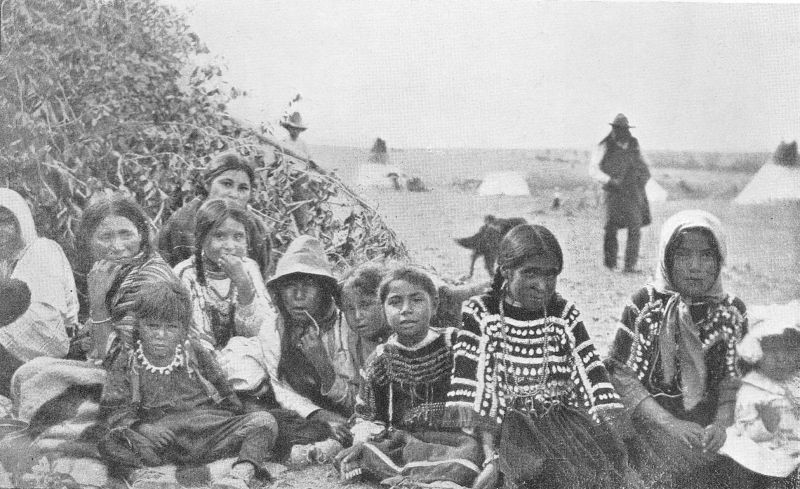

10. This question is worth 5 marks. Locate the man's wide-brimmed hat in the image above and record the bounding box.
[609,113,635,128]
[280,111,307,131]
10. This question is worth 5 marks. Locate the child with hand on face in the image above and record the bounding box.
[720,321,800,482]
[336,267,481,487]
[98,279,278,489]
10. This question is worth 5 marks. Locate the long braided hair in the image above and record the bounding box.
[193,199,259,348]
[490,224,564,297]
[193,198,259,286]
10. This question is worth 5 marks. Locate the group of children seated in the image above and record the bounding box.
[1,177,800,489]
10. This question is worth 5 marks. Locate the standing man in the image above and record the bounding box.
[589,114,651,273]
[280,111,310,161]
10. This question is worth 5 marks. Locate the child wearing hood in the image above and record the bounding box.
[606,210,769,488]
[0,189,79,397]
[718,320,800,484]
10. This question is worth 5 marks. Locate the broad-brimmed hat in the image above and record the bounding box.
[609,113,634,128]
[280,112,308,131]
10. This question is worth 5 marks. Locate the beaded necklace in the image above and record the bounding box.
[135,340,184,375]
[498,298,553,410]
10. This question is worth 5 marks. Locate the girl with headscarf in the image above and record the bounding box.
[0,189,79,397]
[446,224,629,489]
[606,210,768,488]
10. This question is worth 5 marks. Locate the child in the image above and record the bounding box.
[720,322,800,482]
[0,278,31,326]
[98,279,277,489]
[336,267,481,487]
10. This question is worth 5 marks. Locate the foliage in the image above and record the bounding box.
[0,0,407,270]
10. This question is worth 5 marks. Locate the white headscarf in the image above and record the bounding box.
[654,209,728,411]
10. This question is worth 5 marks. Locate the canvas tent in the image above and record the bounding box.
[478,171,530,196]
[356,163,406,189]
[735,142,799,204]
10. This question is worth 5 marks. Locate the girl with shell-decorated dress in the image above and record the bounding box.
[446,224,629,489]
[606,210,771,489]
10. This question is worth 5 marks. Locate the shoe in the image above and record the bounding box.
[622,267,642,274]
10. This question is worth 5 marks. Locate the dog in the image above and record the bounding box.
[456,215,527,279]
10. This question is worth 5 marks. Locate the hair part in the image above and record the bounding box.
[378,266,438,305]
[491,224,563,294]
[77,196,152,272]
[132,279,192,328]
[193,198,258,285]
[204,152,256,189]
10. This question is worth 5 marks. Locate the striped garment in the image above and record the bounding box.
[446,293,623,426]
[355,328,457,429]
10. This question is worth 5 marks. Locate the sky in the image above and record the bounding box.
[163,1,800,152]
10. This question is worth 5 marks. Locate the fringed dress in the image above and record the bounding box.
[446,293,627,489]
[345,328,482,487]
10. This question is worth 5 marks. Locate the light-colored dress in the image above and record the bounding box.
[720,371,800,477]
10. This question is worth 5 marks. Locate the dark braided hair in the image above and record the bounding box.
[490,224,563,296]
[193,198,258,286]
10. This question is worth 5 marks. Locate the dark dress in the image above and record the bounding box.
[447,293,629,489]
[345,328,482,486]
[606,285,770,488]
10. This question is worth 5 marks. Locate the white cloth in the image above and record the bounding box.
[0,189,78,361]
[720,371,800,477]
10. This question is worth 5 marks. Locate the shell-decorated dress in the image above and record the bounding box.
[446,293,623,428]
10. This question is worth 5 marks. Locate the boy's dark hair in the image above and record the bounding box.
[378,266,438,305]
[0,278,31,327]
[132,279,191,328]
[341,263,387,300]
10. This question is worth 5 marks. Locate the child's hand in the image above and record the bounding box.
[756,403,782,433]
[138,424,175,449]
[701,423,727,453]
[218,254,255,304]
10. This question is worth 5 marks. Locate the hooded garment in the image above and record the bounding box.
[654,210,727,411]
[607,209,747,422]
[0,189,78,361]
[267,235,359,416]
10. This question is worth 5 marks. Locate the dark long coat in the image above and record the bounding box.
[599,136,651,229]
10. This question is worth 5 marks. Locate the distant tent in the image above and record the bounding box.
[646,179,668,203]
[478,171,530,196]
[356,163,405,189]
[369,138,388,164]
[735,141,800,204]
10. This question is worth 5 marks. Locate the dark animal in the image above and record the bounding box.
[456,215,527,278]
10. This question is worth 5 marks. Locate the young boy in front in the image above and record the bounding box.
[98,279,277,489]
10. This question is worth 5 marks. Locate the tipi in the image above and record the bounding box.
[735,141,800,205]
[477,171,530,196]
